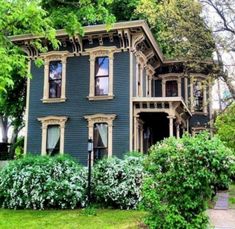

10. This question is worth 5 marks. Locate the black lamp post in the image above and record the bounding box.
[87,137,93,204]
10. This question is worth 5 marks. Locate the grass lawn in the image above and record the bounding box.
[0,209,146,229]
[229,182,235,209]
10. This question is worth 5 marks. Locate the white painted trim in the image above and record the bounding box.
[86,46,117,100]
[84,114,116,163]
[129,51,133,151]
[24,60,31,155]
[41,51,69,103]
[37,116,68,155]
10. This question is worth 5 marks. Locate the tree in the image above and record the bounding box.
[215,102,235,151]
[0,0,115,148]
[135,0,215,60]
[0,0,60,148]
[200,0,235,100]
[40,0,115,33]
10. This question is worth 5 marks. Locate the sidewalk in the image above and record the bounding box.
[208,192,235,229]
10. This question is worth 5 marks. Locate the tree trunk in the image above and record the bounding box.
[0,115,9,143]
[9,128,19,158]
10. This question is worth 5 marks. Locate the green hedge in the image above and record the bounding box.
[142,132,235,229]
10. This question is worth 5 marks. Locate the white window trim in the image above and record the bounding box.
[135,51,147,97]
[37,116,68,155]
[41,51,69,103]
[161,76,182,97]
[146,65,154,97]
[85,46,117,100]
[84,114,116,163]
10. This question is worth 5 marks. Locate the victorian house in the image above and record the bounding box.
[11,20,213,165]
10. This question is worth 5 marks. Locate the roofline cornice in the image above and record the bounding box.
[9,20,164,62]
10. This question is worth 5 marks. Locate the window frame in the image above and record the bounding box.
[93,122,108,161]
[161,75,182,97]
[84,114,116,164]
[165,80,178,97]
[86,46,116,100]
[46,124,61,156]
[41,51,69,103]
[38,116,68,155]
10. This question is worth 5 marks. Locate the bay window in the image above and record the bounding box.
[193,80,203,112]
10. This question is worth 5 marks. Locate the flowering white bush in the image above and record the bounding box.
[93,153,145,209]
[0,155,87,209]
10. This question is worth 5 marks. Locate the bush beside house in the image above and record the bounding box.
[0,133,234,229]
[0,155,87,209]
[142,133,235,229]
[92,153,145,209]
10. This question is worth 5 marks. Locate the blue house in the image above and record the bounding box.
[12,20,213,165]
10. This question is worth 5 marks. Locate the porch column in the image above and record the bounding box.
[186,119,190,133]
[134,115,139,151]
[167,115,175,137]
[176,124,180,139]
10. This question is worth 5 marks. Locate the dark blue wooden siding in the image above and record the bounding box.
[27,52,130,165]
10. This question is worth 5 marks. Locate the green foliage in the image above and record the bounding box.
[142,133,235,228]
[41,0,115,34]
[215,103,235,152]
[0,0,59,91]
[93,153,146,209]
[0,155,87,209]
[13,137,24,159]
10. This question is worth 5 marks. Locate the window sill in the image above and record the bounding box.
[192,111,208,116]
[41,98,66,103]
[87,95,114,101]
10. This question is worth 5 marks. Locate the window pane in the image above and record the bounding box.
[49,80,61,98]
[49,61,62,98]
[166,80,178,97]
[95,57,109,76]
[94,123,108,148]
[47,125,60,156]
[194,81,203,111]
[95,77,109,95]
[94,123,108,161]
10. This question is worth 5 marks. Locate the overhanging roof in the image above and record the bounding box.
[9,20,164,62]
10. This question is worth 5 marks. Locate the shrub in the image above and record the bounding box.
[93,153,145,209]
[215,102,235,152]
[142,132,235,229]
[0,155,87,209]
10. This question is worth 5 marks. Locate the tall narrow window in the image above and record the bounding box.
[166,80,178,97]
[46,125,60,156]
[95,57,109,96]
[93,123,108,161]
[49,61,62,98]
[194,81,203,112]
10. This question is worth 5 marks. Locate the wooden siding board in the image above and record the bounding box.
[27,52,130,165]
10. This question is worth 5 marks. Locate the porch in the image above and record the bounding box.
[132,97,191,152]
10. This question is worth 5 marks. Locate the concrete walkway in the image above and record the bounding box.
[208,191,235,229]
